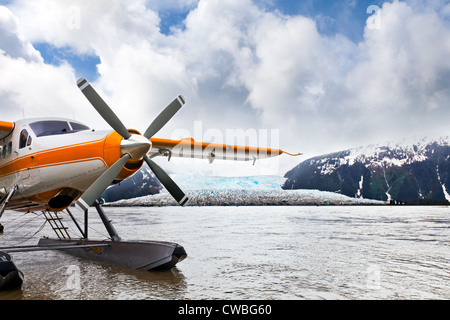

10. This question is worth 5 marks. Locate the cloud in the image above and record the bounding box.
[342,1,450,143]
[9,0,161,54]
[0,5,41,61]
[1,0,450,176]
[226,0,450,159]
[0,5,91,121]
[146,0,199,12]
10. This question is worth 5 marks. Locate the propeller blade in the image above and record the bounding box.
[76,154,131,211]
[77,78,131,140]
[143,95,185,139]
[144,155,188,206]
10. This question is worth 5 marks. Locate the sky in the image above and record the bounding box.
[1,0,450,177]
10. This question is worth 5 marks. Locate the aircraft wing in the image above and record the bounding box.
[149,137,300,163]
[0,121,14,140]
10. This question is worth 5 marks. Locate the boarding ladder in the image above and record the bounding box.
[43,211,71,240]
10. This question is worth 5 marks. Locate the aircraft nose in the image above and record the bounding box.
[120,135,152,160]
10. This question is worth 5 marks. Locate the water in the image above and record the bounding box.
[0,206,448,300]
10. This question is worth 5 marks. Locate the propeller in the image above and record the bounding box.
[76,154,131,211]
[76,78,188,208]
[144,155,188,206]
[77,78,131,140]
[143,95,185,139]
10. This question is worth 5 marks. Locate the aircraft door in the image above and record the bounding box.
[18,129,36,180]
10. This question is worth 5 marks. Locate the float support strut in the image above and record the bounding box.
[0,185,18,232]
[93,201,121,241]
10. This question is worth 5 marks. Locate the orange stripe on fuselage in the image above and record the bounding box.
[0,131,124,179]
[0,130,143,212]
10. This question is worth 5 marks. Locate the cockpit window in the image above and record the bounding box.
[70,122,90,131]
[29,121,70,137]
[29,120,90,137]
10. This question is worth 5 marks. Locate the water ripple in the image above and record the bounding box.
[0,206,448,299]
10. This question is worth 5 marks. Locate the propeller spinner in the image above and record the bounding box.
[75,78,188,210]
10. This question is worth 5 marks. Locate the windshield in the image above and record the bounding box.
[29,120,90,137]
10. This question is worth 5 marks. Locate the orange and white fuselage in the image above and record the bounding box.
[0,117,290,213]
[0,117,131,212]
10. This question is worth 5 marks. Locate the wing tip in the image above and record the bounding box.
[282,150,302,157]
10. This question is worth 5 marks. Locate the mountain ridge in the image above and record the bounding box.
[283,135,450,204]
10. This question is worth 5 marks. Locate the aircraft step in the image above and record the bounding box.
[43,211,71,240]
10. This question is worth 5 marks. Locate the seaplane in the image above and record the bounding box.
[0,78,300,289]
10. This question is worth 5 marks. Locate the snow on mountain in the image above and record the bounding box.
[334,135,449,169]
[283,135,450,204]
[309,135,449,176]
[106,175,384,206]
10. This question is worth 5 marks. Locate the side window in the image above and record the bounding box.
[19,129,29,149]
[7,141,12,156]
[1,146,6,159]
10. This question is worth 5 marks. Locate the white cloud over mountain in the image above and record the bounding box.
[1,0,450,176]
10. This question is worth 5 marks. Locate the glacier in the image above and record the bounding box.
[106,175,385,206]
